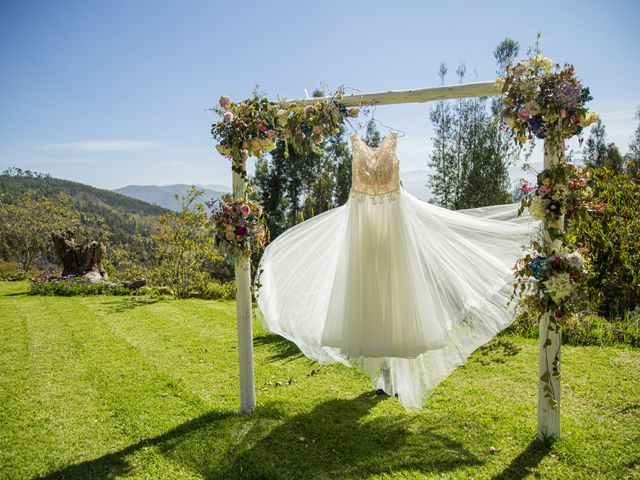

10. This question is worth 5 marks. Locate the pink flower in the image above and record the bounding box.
[241,204,251,217]
[266,129,276,139]
[240,149,249,162]
[219,95,231,109]
[257,120,267,132]
[517,108,529,121]
[520,183,533,193]
[312,124,324,134]
[571,113,581,125]
[223,111,234,122]
[538,185,552,196]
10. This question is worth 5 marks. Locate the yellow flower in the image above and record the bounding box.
[505,113,516,128]
[545,113,559,124]
[216,145,231,156]
[530,55,554,72]
[276,109,288,126]
[225,224,234,232]
[580,111,600,127]
[524,101,541,115]
[495,77,506,91]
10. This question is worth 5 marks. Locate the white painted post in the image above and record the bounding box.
[537,138,564,440]
[233,170,256,415]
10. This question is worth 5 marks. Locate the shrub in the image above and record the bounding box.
[567,167,640,316]
[200,281,236,300]
[0,260,30,281]
[507,307,640,347]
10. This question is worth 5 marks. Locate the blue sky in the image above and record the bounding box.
[1,0,638,190]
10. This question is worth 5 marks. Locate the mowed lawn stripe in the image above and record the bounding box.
[82,296,242,407]
[0,293,134,479]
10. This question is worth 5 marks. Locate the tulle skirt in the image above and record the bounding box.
[256,188,537,409]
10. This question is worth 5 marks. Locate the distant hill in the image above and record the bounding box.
[0,171,169,264]
[400,170,432,202]
[114,184,231,211]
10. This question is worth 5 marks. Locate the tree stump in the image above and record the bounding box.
[51,231,108,283]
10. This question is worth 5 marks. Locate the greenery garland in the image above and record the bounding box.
[211,92,356,177]
[501,54,598,408]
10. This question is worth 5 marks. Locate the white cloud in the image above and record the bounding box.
[37,140,162,152]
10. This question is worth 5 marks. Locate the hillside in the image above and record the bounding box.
[0,171,169,264]
[114,184,230,211]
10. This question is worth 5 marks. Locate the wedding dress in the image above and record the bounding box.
[256,131,537,409]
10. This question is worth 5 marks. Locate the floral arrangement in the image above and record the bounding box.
[211,92,356,177]
[513,237,587,321]
[497,55,599,147]
[209,187,267,260]
[518,163,591,239]
[502,50,599,409]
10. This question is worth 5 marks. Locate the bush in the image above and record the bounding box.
[507,308,640,347]
[200,281,236,300]
[568,167,640,316]
[0,260,32,281]
[28,272,237,301]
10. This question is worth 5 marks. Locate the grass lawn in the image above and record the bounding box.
[0,281,638,479]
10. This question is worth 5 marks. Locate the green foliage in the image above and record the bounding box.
[508,308,640,347]
[583,120,625,174]
[625,106,640,181]
[428,50,514,210]
[29,273,133,296]
[199,281,236,300]
[211,90,349,177]
[0,259,31,280]
[252,90,353,239]
[153,186,220,298]
[567,167,640,315]
[0,170,165,266]
[0,190,82,271]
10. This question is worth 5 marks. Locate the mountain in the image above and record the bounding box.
[0,171,168,264]
[114,184,231,211]
[400,170,432,202]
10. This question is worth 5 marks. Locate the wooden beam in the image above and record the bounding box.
[233,170,256,415]
[537,139,564,441]
[281,81,501,106]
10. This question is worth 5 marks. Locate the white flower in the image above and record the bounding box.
[528,196,546,221]
[566,252,585,270]
[544,272,574,303]
[548,239,565,253]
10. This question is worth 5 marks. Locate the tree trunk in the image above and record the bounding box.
[51,231,108,283]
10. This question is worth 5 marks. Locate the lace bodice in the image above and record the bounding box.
[351,131,400,198]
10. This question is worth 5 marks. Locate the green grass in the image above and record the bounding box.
[0,281,638,479]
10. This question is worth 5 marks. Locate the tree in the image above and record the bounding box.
[428,63,456,208]
[153,186,220,298]
[625,106,640,181]
[583,120,625,173]
[252,87,352,238]
[0,190,80,272]
[427,40,516,210]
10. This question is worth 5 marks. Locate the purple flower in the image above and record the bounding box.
[552,81,582,110]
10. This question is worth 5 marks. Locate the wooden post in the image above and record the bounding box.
[233,170,256,415]
[537,138,563,440]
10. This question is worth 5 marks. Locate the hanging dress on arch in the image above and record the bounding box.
[256,131,538,410]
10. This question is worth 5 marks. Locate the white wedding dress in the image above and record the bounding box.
[256,131,537,409]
